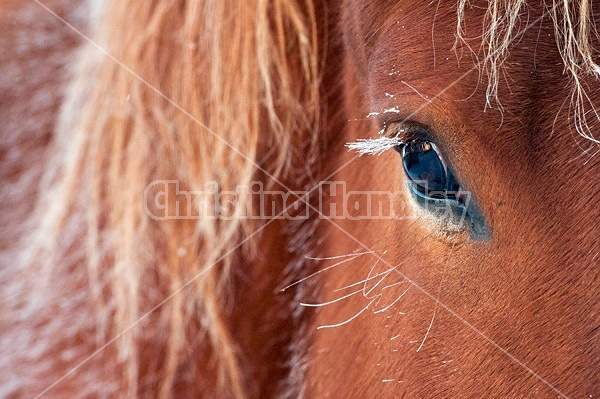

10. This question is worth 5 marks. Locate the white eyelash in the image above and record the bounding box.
[346,136,406,156]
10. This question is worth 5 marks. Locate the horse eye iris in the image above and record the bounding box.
[399,140,461,201]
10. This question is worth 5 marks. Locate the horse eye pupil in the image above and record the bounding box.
[401,141,459,200]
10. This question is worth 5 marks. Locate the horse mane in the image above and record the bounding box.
[21,0,319,397]
[457,0,600,144]
[13,0,598,397]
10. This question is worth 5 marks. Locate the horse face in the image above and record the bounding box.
[304,1,599,397]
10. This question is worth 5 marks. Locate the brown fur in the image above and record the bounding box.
[1,0,598,398]
[307,1,599,397]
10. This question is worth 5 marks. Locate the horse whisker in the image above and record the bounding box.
[364,264,394,298]
[332,269,391,292]
[316,297,377,330]
[400,80,432,103]
[416,242,455,352]
[362,258,382,294]
[280,254,364,292]
[305,250,373,261]
[364,275,391,299]
[416,305,437,352]
[299,288,363,307]
[373,284,411,314]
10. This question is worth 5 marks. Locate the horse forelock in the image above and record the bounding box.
[456,0,600,143]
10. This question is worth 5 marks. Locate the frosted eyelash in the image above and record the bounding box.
[345,136,406,156]
[346,123,413,156]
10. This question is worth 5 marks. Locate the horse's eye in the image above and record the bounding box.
[347,120,489,238]
[395,140,462,202]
